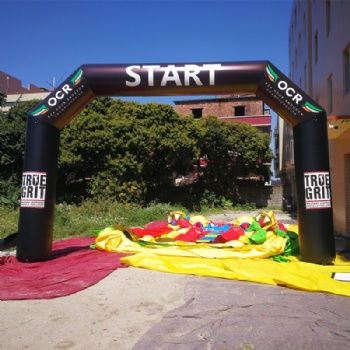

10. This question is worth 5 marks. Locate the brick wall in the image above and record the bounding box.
[175,96,264,117]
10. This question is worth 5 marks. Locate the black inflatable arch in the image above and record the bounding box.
[17,61,335,264]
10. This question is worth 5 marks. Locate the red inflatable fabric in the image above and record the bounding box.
[0,237,129,300]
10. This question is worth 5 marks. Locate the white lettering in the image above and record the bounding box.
[293,94,302,104]
[125,63,222,87]
[277,80,303,105]
[277,81,288,91]
[48,97,57,106]
[143,65,160,86]
[125,65,141,87]
[203,64,221,85]
[47,84,73,106]
[286,87,295,97]
[161,65,182,86]
[62,84,72,94]
[56,90,65,100]
[184,65,202,86]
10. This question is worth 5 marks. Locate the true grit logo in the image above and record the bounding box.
[304,172,331,209]
[21,172,47,208]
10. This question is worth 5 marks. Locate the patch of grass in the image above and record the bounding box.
[52,200,188,240]
[1,199,272,242]
[1,200,188,241]
[0,206,19,238]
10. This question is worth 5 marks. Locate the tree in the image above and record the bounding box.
[0,99,40,207]
[58,98,200,203]
[195,116,273,198]
[0,91,6,108]
[0,100,40,183]
[0,97,273,208]
[58,99,272,205]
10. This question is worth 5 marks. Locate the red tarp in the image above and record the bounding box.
[0,237,129,300]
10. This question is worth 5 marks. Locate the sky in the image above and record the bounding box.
[1,0,293,104]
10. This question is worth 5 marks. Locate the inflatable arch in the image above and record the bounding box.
[16,61,335,264]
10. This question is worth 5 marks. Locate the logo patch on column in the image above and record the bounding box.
[304,172,331,209]
[21,172,47,208]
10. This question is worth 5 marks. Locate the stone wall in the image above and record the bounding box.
[236,183,283,208]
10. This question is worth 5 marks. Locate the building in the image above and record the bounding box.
[174,94,283,207]
[0,70,44,94]
[0,71,49,113]
[285,0,350,239]
[174,94,272,135]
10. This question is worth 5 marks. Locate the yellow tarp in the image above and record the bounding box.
[121,253,350,297]
[94,216,350,297]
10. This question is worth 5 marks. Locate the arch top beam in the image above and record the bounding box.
[29,61,324,130]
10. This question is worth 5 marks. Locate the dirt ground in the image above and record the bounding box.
[3,211,350,350]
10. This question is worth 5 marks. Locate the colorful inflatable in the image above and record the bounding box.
[93,211,299,261]
[92,210,350,297]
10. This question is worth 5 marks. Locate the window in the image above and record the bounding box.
[314,31,318,64]
[303,12,306,37]
[191,108,203,119]
[343,45,350,94]
[234,106,245,116]
[326,0,331,36]
[327,74,333,113]
[304,63,307,90]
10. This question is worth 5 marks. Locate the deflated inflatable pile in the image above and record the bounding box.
[93,211,350,297]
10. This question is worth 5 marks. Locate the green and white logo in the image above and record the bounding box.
[301,101,323,113]
[266,64,322,113]
[266,64,279,83]
[30,68,84,117]
[31,104,48,116]
[71,68,83,86]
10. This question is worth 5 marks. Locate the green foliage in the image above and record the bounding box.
[0,177,21,208]
[233,202,257,211]
[59,98,200,203]
[0,100,40,207]
[0,101,37,183]
[193,116,272,199]
[0,91,7,108]
[0,97,272,210]
[0,205,19,238]
[89,176,145,204]
[199,189,233,210]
